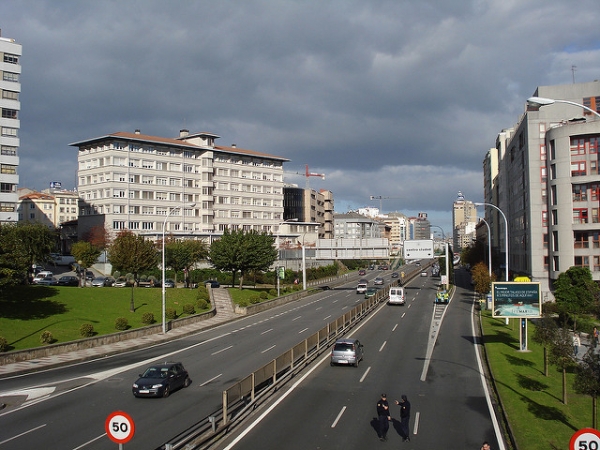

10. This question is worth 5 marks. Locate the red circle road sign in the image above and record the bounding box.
[570,428,600,450]
[105,411,135,444]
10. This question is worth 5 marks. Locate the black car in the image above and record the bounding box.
[391,272,399,279]
[202,280,220,288]
[57,275,79,286]
[132,362,191,398]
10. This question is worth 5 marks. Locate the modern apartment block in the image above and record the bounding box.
[283,185,334,239]
[485,80,600,299]
[0,32,21,222]
[71,130,289,241]
[452,192,477,250]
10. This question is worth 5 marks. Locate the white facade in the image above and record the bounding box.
[71,130,289,241]
[0,34,21,222]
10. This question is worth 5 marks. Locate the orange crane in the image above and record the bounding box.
[304,164,325,189]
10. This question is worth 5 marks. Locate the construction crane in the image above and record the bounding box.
[304,164,325,189]
[369,195,401,212]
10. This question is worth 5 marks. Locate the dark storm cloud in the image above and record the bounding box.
[2,0,600,232]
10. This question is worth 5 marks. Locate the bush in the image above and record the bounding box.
[115,317,128,331]
[196,285,210,302]
[259,291,268,300]
[165,308,177,320]
[269,289,277,297]
[0,336,7,352]
[238,298,249,307]
[141,312,155,324]
[79,323,94,337]
[249,293,261,304]
[196,298,208,310]
[40,330,54,345]
[183,304,195,315]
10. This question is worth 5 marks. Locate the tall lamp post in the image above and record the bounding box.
[431,225,449,290]
[479,217,492,278]
[162,202,195,334]
[474,202,508,282]
[527,96,600,119]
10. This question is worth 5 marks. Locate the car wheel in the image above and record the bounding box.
[162,386,170,398]
[184,377,192,388]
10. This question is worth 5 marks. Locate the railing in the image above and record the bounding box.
[159,264,428,449]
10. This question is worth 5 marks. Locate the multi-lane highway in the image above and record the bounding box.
[214,267,502,449]
[0,265,501,449]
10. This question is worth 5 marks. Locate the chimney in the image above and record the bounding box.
[231,143,236,148]
[134,129,141,135]
[179,129,189,138]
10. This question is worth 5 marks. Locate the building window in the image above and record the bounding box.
[540,167,547,183]
[1,164,17,174]
[572,184,587,201]
[571,161,586,177]
[0,145,17,156]
[3,53,19,64]
[1,127,18,137]
[570,138,586,156]
[574,256,589,268]
[2,72,19,82]
[113,221,126,230]
[573,208,588,224]
[1,90,18,101]
[574,231,589,248]
[1,109,17,119]
[142,222,154,230]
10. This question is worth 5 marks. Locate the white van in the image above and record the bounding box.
[388,286,405,305]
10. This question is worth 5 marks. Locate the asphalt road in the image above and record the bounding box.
[213,268,502,449]
[0,267,408,449]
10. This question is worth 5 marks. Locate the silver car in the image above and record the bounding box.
[330,338,364,367]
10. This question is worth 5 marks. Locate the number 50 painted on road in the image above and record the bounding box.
[105,411,135,445]
[571,428,600,450]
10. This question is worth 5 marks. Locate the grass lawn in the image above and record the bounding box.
[0,285,205,352]
[481,310,593,449]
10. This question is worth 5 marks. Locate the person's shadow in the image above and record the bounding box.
[370,417,380,437]
[391,418,406,439]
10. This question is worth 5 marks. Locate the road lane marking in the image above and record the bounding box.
[73,432,105,449]
[261,345,276,353]
[331,406,346,428]
[0,423,46,446]
[211,345,233,356]
[261,328,273,335]
[298,328,308,334]
[392,324,398,331]
[401,312,406,318]
[200,373,222,386]
[292,316,302,321]
[379,341,386,352]
[413,411,420,435]
[360,366,371,383]
[323,315,332,321]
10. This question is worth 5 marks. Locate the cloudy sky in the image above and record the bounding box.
[2,0,600,234]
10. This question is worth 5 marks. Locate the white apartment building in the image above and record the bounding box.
[0,33,21,222]
[486,80,600,299]
[71,130,289,241]
[17,188,79,228]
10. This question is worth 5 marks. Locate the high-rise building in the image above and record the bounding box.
[485,80,600,299]
[71,130,289,241]
[452,192,477,250]
[0,32,21,222]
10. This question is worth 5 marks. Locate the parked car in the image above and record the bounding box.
[113,279,128,288]
[330,338,364,367]
[32,271,54,284]
[36,276,58,286]
[57,275,79,286]
[202,280,220,288]
[374,277,384,285]
[91,276,115,287]
[132,362,192,398]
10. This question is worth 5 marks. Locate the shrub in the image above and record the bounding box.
[249,293,261,304]
[141,312,155,324]
[165,308,177,320]
[238,298,249,307]
[115,317,128,331]
[259,291,268,300]
[0,336,7,352]
[79,323,94,337]
[196,298,208,310]
[196,285,210,302]
[40,330,54,345]
[183,304,195,315]
[269,289,277,297]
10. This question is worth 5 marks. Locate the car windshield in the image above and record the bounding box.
[142,367,163,378]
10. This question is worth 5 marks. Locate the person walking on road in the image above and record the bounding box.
[395,394,411,442]
[480,441,492,450]
[376,393,390,441]
[573,332,581,357]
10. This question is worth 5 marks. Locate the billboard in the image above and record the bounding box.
[492,282,541,318]
[403,239,434,260]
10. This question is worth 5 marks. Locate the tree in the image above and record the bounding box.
[71,241,102,287]
[532,314,559,377]
[82,225,111,251]
[0,222,56,287]
[548,327,577,404]
[574,348,600,429]
[471,261,495,298]
[553,266,600,330]
[208,229,277,289]
[108,231,158,311]
[164,239,208,285]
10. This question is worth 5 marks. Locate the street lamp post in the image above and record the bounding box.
[162,203,195,334]
[431,225,449,290]
[479,217,492,278]
[527,96,600,119]
[474,202,508,282]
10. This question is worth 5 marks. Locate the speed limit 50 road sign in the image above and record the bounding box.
[570,428,600,450]
[105,411,135,444]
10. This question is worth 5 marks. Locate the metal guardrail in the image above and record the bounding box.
[160,265,429,449]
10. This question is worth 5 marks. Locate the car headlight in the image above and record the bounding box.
[132,383,138,388]
[152,383,164,389]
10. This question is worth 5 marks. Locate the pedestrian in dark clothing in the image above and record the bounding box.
[376,393,390,441]
[395,394,411,441]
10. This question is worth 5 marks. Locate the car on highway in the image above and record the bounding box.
[374,277,384,285]
[91,276,115,287]
[364,287,377,299]
[358,269,366,276]
[356,282,368,294]
[56,275,79,286]
[391,272,399,278]
[132,362,192,398]
[330,338,364,367]
[388,286,405,305]
[421,271,428,277]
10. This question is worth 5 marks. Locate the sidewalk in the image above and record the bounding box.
[0,287,240,379]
